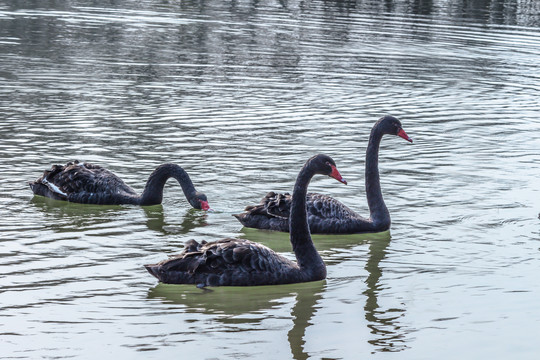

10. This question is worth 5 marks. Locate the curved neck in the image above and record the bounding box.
[289,160,325,278]
[365,127,390,228]
[139,164,198,206]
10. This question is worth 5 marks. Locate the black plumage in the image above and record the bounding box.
[29,161,210,209]
[234,116,413,234]
[145,154,347,287]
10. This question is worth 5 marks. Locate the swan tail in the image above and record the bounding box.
[233,212,289,232]
[144,264,163,281]
[233,192,292,231]
[145,239,209,283]
[30,163,75,200]
[232,212,248,224]
[232,211,262,228]
[28,181,42,198]
[29,180,68,201]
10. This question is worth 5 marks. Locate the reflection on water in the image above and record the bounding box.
[29,196,130,239]
[287,284,324,360]
[30,196,209,236]
[148,281,323,317]
[363,233,406,351]
[147,230,403,356]
[143,206,208,235]
[30,196,126,226]
[148,281,324,359]
[239,227,380,253]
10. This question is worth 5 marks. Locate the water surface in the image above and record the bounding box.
[1,0,539,359]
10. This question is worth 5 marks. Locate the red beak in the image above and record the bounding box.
[200,200,211,211]
[330,165,347,185]
[397,128,413,143]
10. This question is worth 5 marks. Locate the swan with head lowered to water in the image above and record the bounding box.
[29,161,210,210]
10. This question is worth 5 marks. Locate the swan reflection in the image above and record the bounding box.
[143,206,208,235]
[239,227,374,253]
[148,281,324,359]
[30,197,209,235]
[363,233,408,352]
[242,228,408,351]
[147,229,407,355]
[30,196,126,230]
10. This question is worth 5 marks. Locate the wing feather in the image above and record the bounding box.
[150,238,296,286]
[31,161,138,203]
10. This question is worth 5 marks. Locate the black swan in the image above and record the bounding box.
[144,154,347,286]
[29,161,210,209]
[233,116,412,234]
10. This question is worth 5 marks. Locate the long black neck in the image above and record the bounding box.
[365,126,390,229]
[289,160,326,280]
[139,164,198,206]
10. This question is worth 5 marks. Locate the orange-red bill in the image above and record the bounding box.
[200,200,211,211]
[397,128,413,143]
[330,165,347,185]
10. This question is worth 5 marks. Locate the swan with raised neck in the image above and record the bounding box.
[145,154,347,286]
[233,115,412,234]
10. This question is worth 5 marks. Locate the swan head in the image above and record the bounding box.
[379,115,413,143]
[191,192,211,211]
[310,154,347,185]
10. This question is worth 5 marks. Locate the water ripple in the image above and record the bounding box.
[1,0,540,358]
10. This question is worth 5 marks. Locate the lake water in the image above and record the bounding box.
[1,0,539,358]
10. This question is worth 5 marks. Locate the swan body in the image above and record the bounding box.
[234,116,412,234]
[145,238,316,286]
[29,161,210,209]
[234,192,371,233]
[145,154,347,286]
